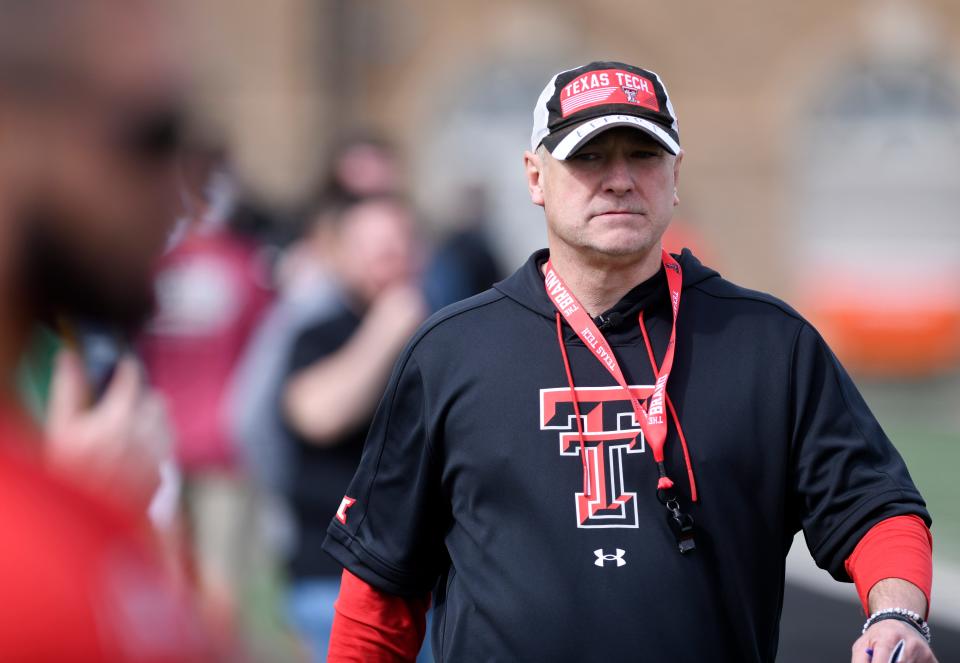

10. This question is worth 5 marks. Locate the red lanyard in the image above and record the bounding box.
[544,249,683,493]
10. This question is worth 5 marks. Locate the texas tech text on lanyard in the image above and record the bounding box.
[544,250,696,553]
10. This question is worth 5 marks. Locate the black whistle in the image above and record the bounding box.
[666,508,696,554]
[658,488,696,554]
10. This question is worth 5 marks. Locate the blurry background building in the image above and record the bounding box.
[156,0,960,657]
[173,0,959,300]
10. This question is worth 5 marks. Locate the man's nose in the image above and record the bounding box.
[601,156,635,195]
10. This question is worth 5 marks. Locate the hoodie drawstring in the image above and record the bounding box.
[554,311,699,504]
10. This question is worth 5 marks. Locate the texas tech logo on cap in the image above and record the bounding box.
[531,61,680,160]
[559,68,660,117]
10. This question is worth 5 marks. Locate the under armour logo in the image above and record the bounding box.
[594,548,626,567]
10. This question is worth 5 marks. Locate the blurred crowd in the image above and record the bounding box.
[0,1,502,661]
[136,132,503,661]
[137,141,501,661]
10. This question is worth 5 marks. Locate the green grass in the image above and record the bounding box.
[859,380,960,564]
[885,427,960,561]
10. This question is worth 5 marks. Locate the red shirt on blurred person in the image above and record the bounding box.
[140,226,272,472]
[0,402,215,663]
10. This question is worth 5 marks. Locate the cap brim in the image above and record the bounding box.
[543,114,680,160]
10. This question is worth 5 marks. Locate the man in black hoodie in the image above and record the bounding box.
[322,62,936,663]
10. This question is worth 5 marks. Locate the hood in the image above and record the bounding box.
[493,247,720,337]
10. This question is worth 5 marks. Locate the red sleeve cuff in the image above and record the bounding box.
[327,569,429,663]
[844,514,932,616]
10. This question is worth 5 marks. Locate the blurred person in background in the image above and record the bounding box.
[316,135,504,315]
[138,145,273,639]
[267,133,402,319]
[225,197,346,662]
[264,133,401,323]
[279,195,429,662]
[229,200,342,545]
[320,132,401,201]
[422,183,504,312]
[228,132,405,561]
[0,0,221,659]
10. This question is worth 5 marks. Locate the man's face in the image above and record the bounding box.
[7,0,187,332]
[525,127,683,262]
[333,200,419,304]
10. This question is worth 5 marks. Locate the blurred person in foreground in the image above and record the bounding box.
[279,196,429,661]
[0,0,220,659]
[321,62,936,662]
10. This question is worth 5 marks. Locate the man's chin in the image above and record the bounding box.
[577,220,661,251]
[580,234,660,260]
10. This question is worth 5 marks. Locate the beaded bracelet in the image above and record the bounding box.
[861,607,931,644]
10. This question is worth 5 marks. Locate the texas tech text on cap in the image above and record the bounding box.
[531,61,680,159]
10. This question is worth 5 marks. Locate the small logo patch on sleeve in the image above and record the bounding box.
[336,496,356,524]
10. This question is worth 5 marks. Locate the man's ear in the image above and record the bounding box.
[523,150,545,208]
[672,149,684,207]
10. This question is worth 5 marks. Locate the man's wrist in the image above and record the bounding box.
[862,607,932,644]
[867,577,929,619]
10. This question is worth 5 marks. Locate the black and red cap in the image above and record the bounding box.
[531,61,680,159]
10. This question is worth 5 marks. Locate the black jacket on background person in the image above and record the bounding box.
[322,249,930,662]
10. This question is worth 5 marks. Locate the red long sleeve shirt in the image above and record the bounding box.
[844,514,932,616]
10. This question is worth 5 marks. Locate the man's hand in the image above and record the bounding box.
[283,283,427,444]
[45,349,172,510]
[364,283,429,352]
[851,578,937,663]
[851,620,937,663]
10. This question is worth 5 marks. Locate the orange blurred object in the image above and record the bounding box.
[662,219,715,266]
[797,269,960,378]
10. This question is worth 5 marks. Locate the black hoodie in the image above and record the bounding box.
[322,249,929,663]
